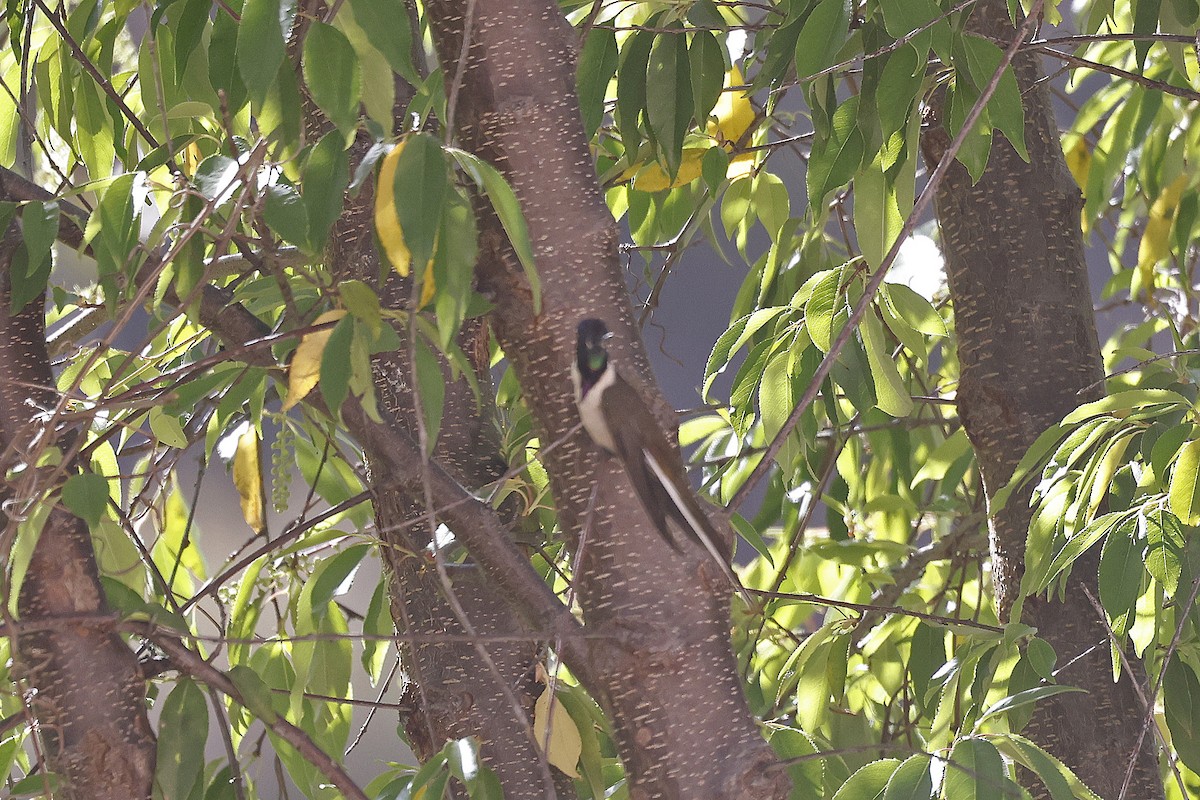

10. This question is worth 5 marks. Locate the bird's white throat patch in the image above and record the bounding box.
[573,362,618,453]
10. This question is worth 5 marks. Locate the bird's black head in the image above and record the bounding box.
[576,318,611,383]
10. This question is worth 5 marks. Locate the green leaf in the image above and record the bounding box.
[264,183,309,248]
[1026,637,1057,681]
[1144,509,1184,595]
[831,759,903,800]
[766,727,823,798]
[303,22,361,136]
[808,96,865,206]
[361,580,393,683]
[979,422,1065,510]
[156,679,208,800]
[1098,518,1144,620]
[730,512,773,566]
[616,29,655,158]
[854,151,902,271]
[885,282,947,337]
[171,0,211,75]
[194,155,239,201]
[876,45,925,138]
[689,30,725,128]
[753,172,790,240]
[911,428,971,486]
[347,0,417,83]
[703,306,787,397]
[946,80,993,182]
[861,308,913,417]
[237,0,294,105]
[945,738,1014,799]
[62,472,111,527]
[794,0,850,81]
[701,145,730,191]
[1151,421,1192,481]
[413,336,446,454]
[960,35,1027,161]
[879,0,945,51]
[986,733,1101,800]
[20,201,58,276]
[319,316,354,414]
[805,267,843,352]
[445,737,480,784]
[209,8,245,108]
[1170,437,1200,525]
[646,30,692,176]
[9,773,61,797]
[978,685,1086,726]
[228,664,281,722]
[1133,0,1163,70]
[577,28,619,140]
[448,149,541,312]
[1036,511,1127,596]
[392,133,448,274]
[303,132,350,253]
[883,754,933,800]
[308,543,370,615]
[149,408,189,448]
[1165,655,1200,774]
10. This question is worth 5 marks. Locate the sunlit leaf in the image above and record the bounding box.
[646,28,692,177]
[533,670,582,778]
[303,22,361,137]
[62,472,110,528]
[1169,437,1200,525]
[156,680,208,800]
[283,310,348,411]
[232,427,266,535]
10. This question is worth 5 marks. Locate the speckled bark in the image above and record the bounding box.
[298,9,555,789]
[921,2,1162,797]
[422,2,788,797]
[0,226,155,799]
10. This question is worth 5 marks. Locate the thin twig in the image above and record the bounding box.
[444,0,478,141]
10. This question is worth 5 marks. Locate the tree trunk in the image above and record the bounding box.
[921,2,1163,797]
[0,225,155,799]
[422,2,789,797]
[288,8,558,788]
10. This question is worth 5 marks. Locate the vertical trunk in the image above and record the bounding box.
[921,2,1163,797]
[0,226,155,799]
[422,2,790,797]
[299,11,555,787]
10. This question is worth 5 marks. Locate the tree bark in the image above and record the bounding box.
[289,8,558,789]
[0,225,155,799]
[422,2,789,797]
[921,2,1163,797]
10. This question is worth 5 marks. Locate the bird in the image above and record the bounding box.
[571,318,754,606]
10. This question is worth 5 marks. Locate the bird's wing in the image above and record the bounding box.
[599,377,683,552]
[642,446,731,564]
[599,373,754,605]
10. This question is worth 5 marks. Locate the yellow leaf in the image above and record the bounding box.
[533,671,582,778]
[374,142,412,277]
[374,140,439,303]
[727,151,757,180]
[1063,135,1090,193]
[233,428,266,535]
[184,142,203,177]
[707,67,756,146]
[629,148,706,192]
[282,310,348,411]
[1136,173,1189,295]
